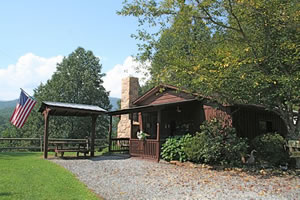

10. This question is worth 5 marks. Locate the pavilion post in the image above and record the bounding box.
[156,109,161,162]
[108,115,112,152]
[91,115,97,157]
[43,108,50,159]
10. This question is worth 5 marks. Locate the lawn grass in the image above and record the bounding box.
[0,152,101,200]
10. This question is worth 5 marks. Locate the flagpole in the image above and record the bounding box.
[20,88,35,99]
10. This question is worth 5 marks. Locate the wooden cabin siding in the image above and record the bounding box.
[137,90,194,106]
[202,105,287,139]
[231,107,287,139]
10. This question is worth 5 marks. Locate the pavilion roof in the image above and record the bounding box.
[39,101,107,117]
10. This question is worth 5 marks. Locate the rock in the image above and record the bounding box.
[186,161,197,168]
[260,169,267,175]
[169,160,177,165]
[169,160,184,166]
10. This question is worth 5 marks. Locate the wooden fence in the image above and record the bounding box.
[0,137,108,152]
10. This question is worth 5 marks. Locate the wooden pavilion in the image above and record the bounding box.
[39,101,107,159]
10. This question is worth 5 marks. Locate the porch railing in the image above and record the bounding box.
[129,139,160,161]
[109,138,130,152]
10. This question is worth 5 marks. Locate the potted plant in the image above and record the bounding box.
[137,131,150,140]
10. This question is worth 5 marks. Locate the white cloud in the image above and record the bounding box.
[0,53,63,100]
[103,56,150,98]
[0,54,149,101]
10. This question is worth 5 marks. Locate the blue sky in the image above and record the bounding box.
[0,1,148,100]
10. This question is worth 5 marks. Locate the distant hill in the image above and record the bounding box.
[109,97,120,111]
[0,99,17,109]
[0,100,17,125]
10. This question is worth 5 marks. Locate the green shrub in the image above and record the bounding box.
[183,118,248,166]
[251,133,288,166]
[183,132,222,164]
[161,134,192,162]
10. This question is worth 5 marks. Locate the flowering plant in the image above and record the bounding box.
[137,131,150,140]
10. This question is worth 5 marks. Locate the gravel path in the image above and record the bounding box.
[52,155,300,200]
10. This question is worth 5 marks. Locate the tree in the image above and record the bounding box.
[119,0,300,138]
[6,47,111,139]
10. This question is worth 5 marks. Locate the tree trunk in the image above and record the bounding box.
[281,109,300,139]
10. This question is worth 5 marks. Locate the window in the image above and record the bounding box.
[259,120,273,133]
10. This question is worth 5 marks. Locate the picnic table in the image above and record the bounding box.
[49,140,89,157]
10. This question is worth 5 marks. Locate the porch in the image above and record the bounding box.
[107,99,202,162]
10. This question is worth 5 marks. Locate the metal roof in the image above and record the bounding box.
[39,101,107,116]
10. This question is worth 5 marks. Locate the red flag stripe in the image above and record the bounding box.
[12,99,33,126]
[11,102,28,125]
[16,100,36,128]
[12,103,28,126]
[15,99,35,128]
[10,104,20,123]
[10,90,36,128]
[14,99,33,126]
[18,102,36,128]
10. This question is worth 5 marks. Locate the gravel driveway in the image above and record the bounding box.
[52,155,300,200]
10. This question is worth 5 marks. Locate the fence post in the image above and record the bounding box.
[40,136,43,152]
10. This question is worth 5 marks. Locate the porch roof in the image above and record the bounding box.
[107,99,198,116]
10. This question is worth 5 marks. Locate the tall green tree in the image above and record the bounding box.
[119,0,300,138]
[4,47,111,139]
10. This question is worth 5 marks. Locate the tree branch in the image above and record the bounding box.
[201,7,241,32]
[227,0,258,59]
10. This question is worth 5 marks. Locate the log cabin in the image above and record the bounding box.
[107,77,287,161]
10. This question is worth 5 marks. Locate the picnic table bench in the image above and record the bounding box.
[49,140,89,157]
[287,140,300,168]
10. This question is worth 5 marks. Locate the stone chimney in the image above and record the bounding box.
[117,77,140,138]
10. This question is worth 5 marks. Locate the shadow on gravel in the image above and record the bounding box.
[91,154,130,162]
[209,165,300,179]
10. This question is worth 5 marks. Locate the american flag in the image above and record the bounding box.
[10,90,36,128]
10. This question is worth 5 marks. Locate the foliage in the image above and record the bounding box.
[251,133,289,166]
[161,134,192,162]
[0,107,14,127]
[184,119,248,166]
[1,47,111,140]
[119,0,300,139]
[137,131,150,140]
[0,152,100,199]
[138,80,156,96]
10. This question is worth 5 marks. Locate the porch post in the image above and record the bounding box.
[130,113,134,139]
[43,108,50,159]
[130,113,134,155]
[90,115,97,157]
[156,109,161,162]
[108,115,112,152]
[138,112,143,131]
